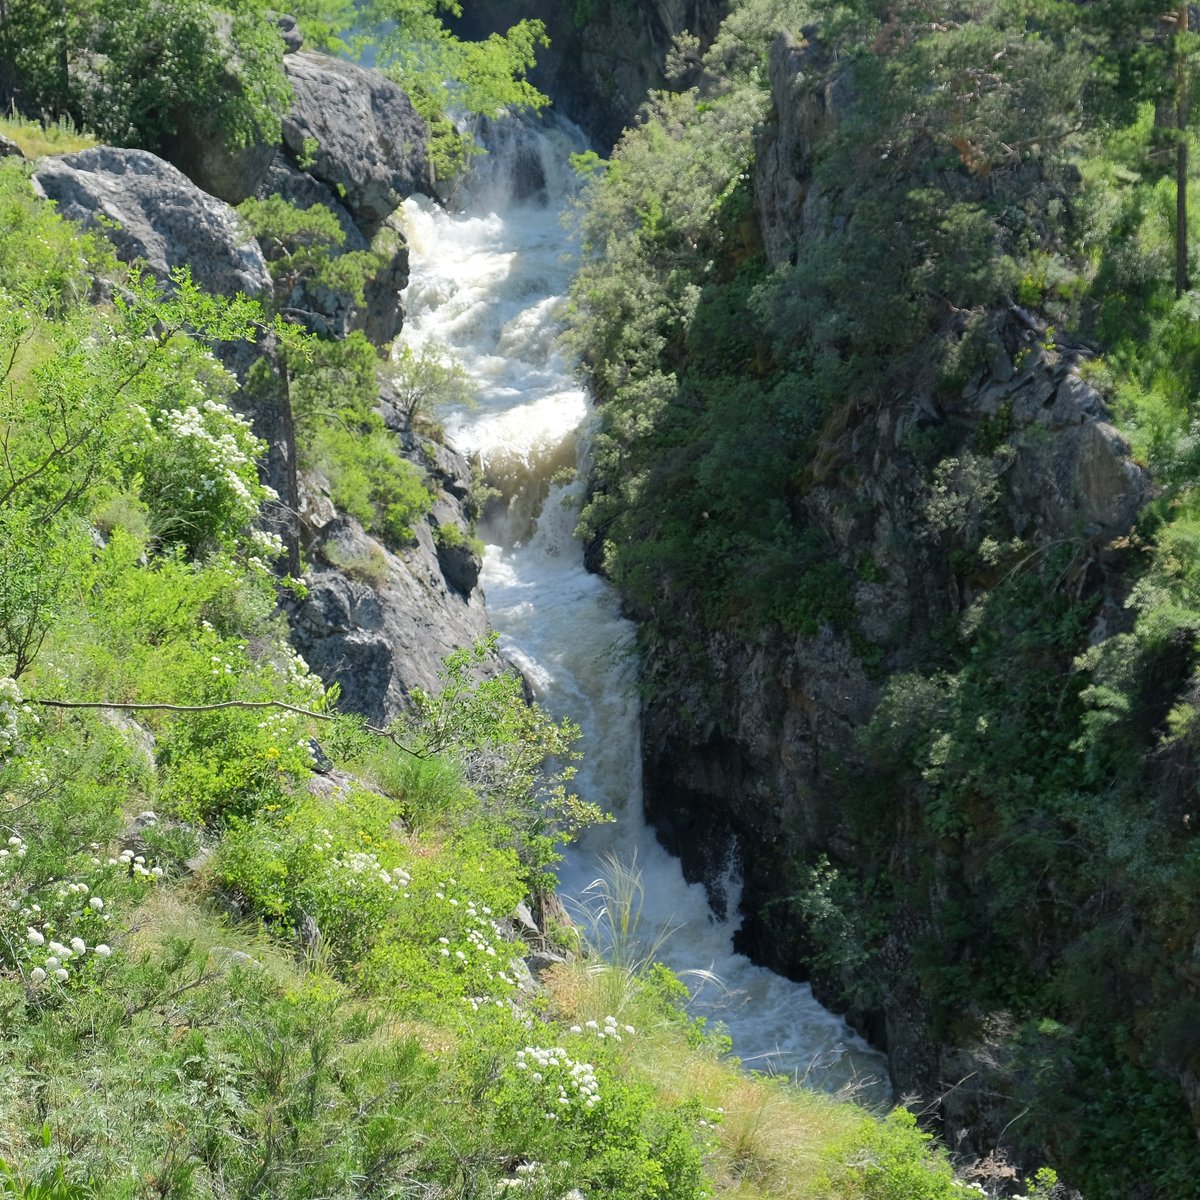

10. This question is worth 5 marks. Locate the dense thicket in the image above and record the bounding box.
[569,1,1200,1195]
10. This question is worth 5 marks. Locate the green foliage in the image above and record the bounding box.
[388,340,475,430]
[403,635,606,886]
[0,0,290,156]
[281,331,434,545]
[822,1108,962,1199]
[355,0,550,177]
[237,196,388,314]
[0,1130,91,1199]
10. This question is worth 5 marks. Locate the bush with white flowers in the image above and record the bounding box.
[0,834,147,991]
[133,396,275,556]
[512,1046,602,1119]
[0,677,37,760]
[427,882,523,1006]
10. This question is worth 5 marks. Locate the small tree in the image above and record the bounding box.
[387,341,474,429]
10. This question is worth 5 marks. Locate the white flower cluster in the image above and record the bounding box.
[0,833,28,869]
[514,1046,601,1118]
[140,398,270,551]
[0,677,35,759]
[433,890,521,996]
[1,832,124,988]
[248,529,285,558]
[338,850,411,892]
[567,1015,635,1042]
[25,925,111,985]
[496,1162,549,1191]
[108,847,163,879]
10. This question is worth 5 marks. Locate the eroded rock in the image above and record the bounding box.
[281,52,432,237]
[33,147,270,297]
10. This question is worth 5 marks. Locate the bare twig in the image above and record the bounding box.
[28,697,425,758]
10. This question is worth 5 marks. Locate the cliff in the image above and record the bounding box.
[568,10,1200,1194]
[30,40,495,721]
[448,0,727,150]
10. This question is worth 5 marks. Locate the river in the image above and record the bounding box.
[398,112,889,1100]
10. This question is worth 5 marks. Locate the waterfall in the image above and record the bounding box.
[399,112,890,1100]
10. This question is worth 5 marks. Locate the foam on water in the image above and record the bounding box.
[398,111,890,1100]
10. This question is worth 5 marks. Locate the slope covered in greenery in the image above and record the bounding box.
[568,1,1200,1195]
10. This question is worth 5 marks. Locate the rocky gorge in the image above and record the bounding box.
[6,0,1200,1192]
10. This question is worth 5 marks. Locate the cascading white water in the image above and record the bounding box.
[400,112,890,1100]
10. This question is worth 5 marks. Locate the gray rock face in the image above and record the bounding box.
[288,515,492,723]
[448,0,726,151]
[33,147,270,297]
[963,342,1149,543]
[754,29,855,266]
[287,437,492,723]
[281,52,432,237]
[167,121,277,208]
[0,134,23,159]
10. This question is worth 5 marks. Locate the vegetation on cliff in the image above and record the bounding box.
[569,0,1200,1194]
[0,0,547,178]
[0,20,1002,1198]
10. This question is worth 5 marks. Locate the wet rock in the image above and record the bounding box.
[33,147,270,298]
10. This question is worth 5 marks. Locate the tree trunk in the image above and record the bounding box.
[1178,5,1191,296]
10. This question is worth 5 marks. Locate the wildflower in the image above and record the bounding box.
[70,937,86,955]
[26,928,44,946]
[93,944,111,957]
[53,968,68,982]
[29,967,45,983]
[89,897,104,911]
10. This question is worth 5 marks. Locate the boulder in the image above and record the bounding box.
[270,11,304,53]
[33,147,270,298]
[0,134,23,159]
[286,513,494,724]
[287,433,493,723]
[167,123,277,208]
[281,52,432,237]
